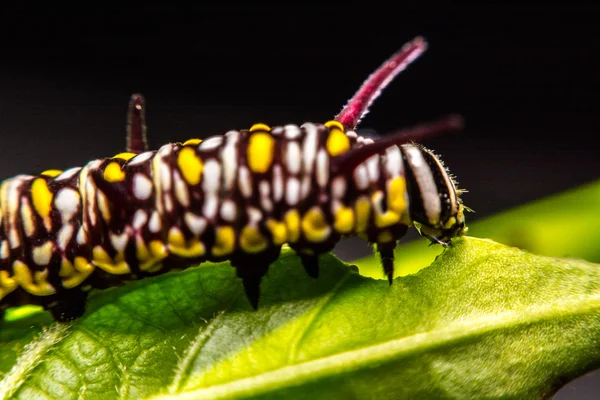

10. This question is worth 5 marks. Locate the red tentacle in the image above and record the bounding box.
[334,37,428,131]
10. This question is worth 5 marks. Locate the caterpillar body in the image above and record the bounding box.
[0,37,467,322]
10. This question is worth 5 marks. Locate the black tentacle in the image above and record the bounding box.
[126,94,148,154]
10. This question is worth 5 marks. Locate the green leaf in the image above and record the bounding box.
[1,236,600,400]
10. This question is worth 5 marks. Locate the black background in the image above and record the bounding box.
[0,5,599,398]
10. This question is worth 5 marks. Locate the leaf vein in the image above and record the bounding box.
[168,301,236,393]
[287,269,352,363]
[77,325,130,400]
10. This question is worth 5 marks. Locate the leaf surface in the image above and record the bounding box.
[1,236,600,400]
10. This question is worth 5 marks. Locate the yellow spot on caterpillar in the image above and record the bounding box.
[92,246,111,263]
[444,217,457,230]
[149,240,169,258]
[247,133,275,173]
[249,123,271,133]
[96,260,130,275]
[388,177,407,215]
[41,169,62,177]
[375,211,400,228]
[183,138,202,146]
[373,190,400,228]
[334,206,355,234]
[74,257,94,273]
[355,196,371,233]
[92,246,130,275]
[172,240,206,258]
[104,161,126,182]
[31,178,53,218]
[240,226,268,253]
[324,120,345,131]
[59,259,75,278]
[377,230,394,243]
[168,227,185,248]
[60,258,94,289]
[326,128,350,156]
[177,147,204,186]
[213,226,235,257]
[0,270,18,299]
[302,207,331,243]
[168,228,205,258]
[284,209,300,242]
[0,182,9,227]
[31,178,53,231]
[13,260,56,296]
[267,219,287,246]
[113,152,137,161]
[138,240,169,271]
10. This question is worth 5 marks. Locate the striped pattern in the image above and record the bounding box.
[0,121,465,320]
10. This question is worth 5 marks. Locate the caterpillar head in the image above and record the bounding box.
[330,116,467,247]
[401,143,467,245]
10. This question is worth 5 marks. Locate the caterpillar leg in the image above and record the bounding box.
[299,254,319,279]
[232,247,282,310]
[44,289,88,323]
[377,242,396,285]
[235,263,269,311]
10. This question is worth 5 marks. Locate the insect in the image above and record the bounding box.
[0,37,467,322]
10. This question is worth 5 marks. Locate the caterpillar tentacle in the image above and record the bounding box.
[126,94,148,154]
[0,37,468,320]
[330,114,464,175]
[335,36,428,130]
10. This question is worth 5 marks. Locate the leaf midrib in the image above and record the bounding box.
[150,293,600,400]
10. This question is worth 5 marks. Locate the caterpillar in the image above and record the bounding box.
[0,37,467,322]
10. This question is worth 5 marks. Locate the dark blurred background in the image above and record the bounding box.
[0,5,598,398]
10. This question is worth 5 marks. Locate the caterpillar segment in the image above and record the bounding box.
[0,37,468,321]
